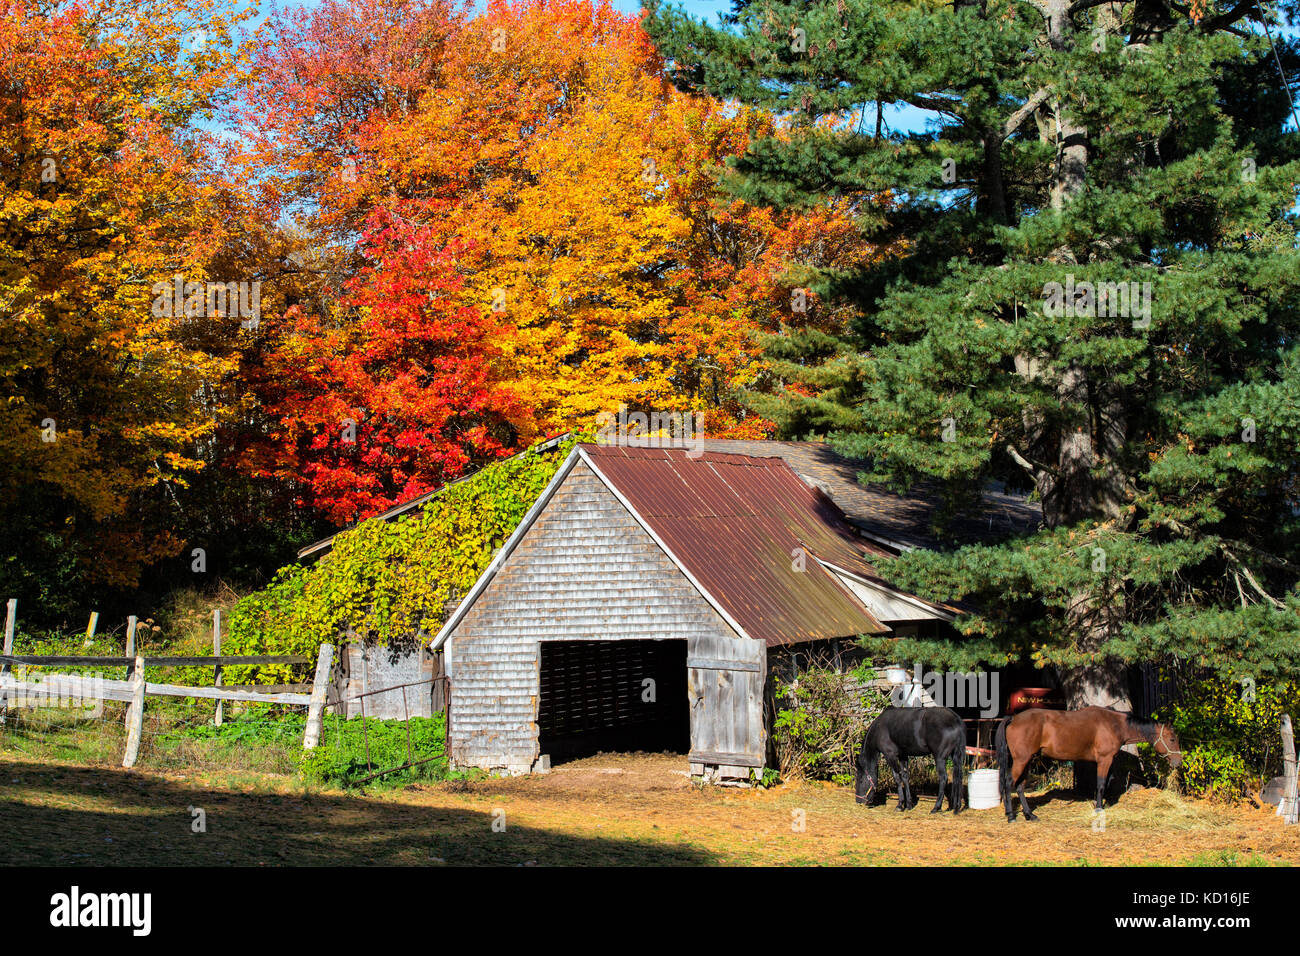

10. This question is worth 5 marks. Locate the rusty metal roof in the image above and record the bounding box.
[580,444,892,647]
[636,438,1041,552]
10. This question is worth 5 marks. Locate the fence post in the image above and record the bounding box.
[0,598,15,724]
[84,611,98,648]
[303,643,334,750]
[125,615,138,682]
[1282,715,1298,825]
[212,609,223,727]
[122,655,146,768]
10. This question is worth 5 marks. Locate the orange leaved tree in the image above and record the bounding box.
[235,0,890,523]
[0,0,258,607]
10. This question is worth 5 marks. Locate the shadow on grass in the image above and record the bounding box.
[0,760,714,866]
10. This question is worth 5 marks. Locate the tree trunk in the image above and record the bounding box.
[1047,366,1132,713]
[1023,0,1133,718]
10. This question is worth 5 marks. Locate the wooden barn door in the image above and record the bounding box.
[687,635,766,776]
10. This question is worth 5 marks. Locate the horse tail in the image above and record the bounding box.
[995,714,1013,796]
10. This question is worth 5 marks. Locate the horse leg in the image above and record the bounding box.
[1095,754,1114,812]
[931,751,946,813]
[1013,757,1037,821]
[951,747,964,813]
[885,754,908,810]
[1002,749,1017,821]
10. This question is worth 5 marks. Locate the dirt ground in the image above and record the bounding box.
[3,751,1296,866]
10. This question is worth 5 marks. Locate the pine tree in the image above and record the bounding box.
[644,0,1300,706]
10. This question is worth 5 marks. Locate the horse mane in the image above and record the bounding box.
[1121,713,1158,742]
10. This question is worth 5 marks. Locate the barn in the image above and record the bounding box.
[429,442,972,780]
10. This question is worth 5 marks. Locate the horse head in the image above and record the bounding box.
[855,748,879,805]
[1153,724,1183,769]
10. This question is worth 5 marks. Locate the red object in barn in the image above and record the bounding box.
[1007,687,1064,714]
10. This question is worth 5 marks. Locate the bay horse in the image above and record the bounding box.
[996,707,1182,821]
[855,706,966,813]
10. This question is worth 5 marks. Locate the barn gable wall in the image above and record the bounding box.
[446,460,746,773]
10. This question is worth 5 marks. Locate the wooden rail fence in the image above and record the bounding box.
[0,598,335,768]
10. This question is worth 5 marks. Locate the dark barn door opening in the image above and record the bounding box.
[538,640,689,764]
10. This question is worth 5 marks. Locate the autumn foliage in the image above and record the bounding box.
[236,0,882,522]
[0,0,888,613]
[0,0,256,593]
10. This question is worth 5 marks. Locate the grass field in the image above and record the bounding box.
[2,751,1295,867]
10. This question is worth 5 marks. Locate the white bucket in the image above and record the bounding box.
[967,769,1001,810]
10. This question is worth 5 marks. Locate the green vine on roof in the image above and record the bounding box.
[223,434,585,683]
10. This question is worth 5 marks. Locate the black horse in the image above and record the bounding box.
[855,706,967,813]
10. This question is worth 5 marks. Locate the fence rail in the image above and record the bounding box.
[0,671,312,706]
[0,595,336,768]
[0,655,309,667]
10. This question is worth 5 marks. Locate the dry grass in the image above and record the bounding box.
[2,751,1296,866]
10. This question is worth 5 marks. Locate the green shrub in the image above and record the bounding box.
[182,710,307,745]
[299,714,452,788]
[223,435,584,683]
[771,665,889,785]
[1158,677,1300,799]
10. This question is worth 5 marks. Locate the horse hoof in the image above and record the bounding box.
[1026,813,1039,822]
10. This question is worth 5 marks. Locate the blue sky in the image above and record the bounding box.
[610,0,937,132]
[613,0,730,19]
[278,0,1295,137]
[607,1,1297,133]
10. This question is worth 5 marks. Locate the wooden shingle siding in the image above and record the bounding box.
[331,643,437,720]
[447,462,747,773]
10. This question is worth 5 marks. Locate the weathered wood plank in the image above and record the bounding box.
[122,656,146,768]
[0,673,311,706]
[687,750,764,768]
[125,616,137,682]
[303,643,335,749]
[686,657,762,673]
[0,655,308,666]
[2,656,131,665]
[0,675,136,704]
[213,608,223,727]
[145,682,311,705]
[148,654,310,666]
[1282,714,1297,825]
[0,598,14,722]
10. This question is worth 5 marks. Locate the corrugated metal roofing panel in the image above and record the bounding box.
[687,439,1041,550]
[581,444,890,646]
